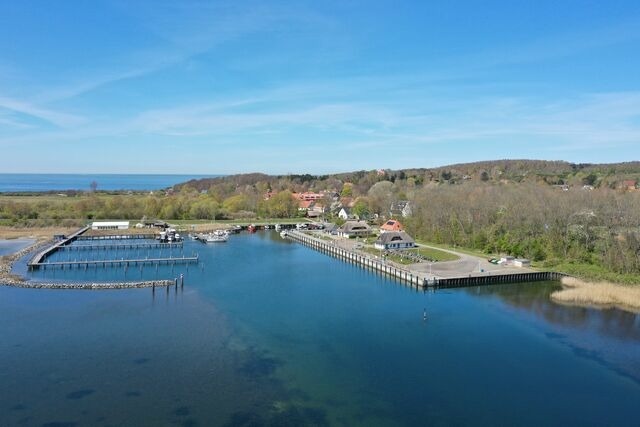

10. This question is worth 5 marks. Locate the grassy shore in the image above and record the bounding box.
[551,277,640,313]
[0,226,76,240]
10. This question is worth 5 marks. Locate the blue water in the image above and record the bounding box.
[0,238,34,256]
[0,174,218,192]
[2,233,639,426]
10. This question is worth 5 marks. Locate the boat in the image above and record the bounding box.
[205,230,229,243]
[275,224,282,231]
[227,225,242,234]
[280,231,288,239]
[247,224,256,233]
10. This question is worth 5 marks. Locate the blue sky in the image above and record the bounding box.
[1,0,639,174]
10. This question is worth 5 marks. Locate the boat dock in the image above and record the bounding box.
[285,230,562,289]
[28,226,193,269]
[76,233,157,240]
[30,254,199,269]
[28,225,91,267]
[58,242,183,251]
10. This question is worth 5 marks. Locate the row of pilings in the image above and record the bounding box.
[285,230,564,290]
[286,230,425,288]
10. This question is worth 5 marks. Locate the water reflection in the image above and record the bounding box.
[468,282,640,341]
[468,282,640,384]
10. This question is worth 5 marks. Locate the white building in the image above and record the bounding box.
[374,231,416,250]
[91,221,130,230]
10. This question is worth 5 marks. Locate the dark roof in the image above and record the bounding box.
[339,221,371,232]
[375,231,415,245]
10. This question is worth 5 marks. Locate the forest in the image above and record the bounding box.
[2,160,640,283]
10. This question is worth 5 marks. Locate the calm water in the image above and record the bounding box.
[2,233,639,426]
[0,174,218,192]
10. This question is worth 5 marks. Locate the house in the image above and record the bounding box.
[374,231,416,250]
[622,180,637,191]
[380,219,403,233]
[91,221,129,230]
[294,192,325,201]
[298,200,315,212]
[390,201,412,218]
[307,203,327,218]
[338,207,356,220]
[338,221,372,238]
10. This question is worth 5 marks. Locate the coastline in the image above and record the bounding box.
[551,276,640,314]
[0,228,174,289]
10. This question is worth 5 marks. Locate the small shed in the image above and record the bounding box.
[499,256,515,265]
[514,258,531,268]
[91,221,129,230]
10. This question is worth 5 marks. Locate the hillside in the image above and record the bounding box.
[176,159,640,191]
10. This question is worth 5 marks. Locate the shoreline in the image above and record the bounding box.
[0,229,174,290]
[551,277,640,314]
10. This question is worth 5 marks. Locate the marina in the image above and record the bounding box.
[2,229,638,426]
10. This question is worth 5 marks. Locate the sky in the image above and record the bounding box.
[1,0,639,174]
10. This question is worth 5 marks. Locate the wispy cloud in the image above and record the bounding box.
[0,96,84,128]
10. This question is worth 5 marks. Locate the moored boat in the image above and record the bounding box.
[205,230,229,243]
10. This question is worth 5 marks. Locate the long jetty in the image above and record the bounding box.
[30,254,199,269]
[59,242,183,251]
[76,233,157,240]
[29,225,90,266]
[285,230,563,289]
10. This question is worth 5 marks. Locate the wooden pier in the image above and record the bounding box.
[58,242,183,251]
[30,254,199,269]
[77,233,157,240]
[285,230,563,289]
[29,226,91,266]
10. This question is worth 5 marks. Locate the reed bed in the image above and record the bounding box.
[551,276,640,313]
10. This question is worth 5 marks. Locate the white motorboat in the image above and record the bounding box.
[205,230,229,243]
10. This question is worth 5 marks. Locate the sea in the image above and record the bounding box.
[1,234,639,426]
[0,173,218,192]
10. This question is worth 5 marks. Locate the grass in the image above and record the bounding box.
[409,247,459,262]
[361,246,451,265]
[543,260,640,285]
[414,239,490,258]
[551,277,640,312]
[361,247,413,264]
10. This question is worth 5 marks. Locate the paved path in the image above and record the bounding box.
[311,231,534,280]
[408,243,534,279]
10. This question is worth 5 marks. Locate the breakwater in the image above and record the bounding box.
[1,233,183,290]
[3,279,175,289]
[285,230,563,289]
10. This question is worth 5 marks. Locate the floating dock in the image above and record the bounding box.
[77,233,157,240]
[30,254,198,269]
[58,242,183,251]
[28,226,91,266]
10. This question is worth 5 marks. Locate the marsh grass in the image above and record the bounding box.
[551,277,640,313]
